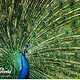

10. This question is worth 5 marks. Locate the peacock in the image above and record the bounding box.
[0,0,80,79]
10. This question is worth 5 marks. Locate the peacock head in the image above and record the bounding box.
[22,48,28,55]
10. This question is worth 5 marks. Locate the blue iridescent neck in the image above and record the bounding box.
[18,54,29,79]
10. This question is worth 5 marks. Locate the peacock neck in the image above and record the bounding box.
[18,54,29,79]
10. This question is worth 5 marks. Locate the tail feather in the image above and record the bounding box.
[0,0,80,79]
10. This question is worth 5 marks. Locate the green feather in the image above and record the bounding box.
[0,0,80,79]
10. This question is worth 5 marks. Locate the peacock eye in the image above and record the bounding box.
[3,5,6,8]
[60,2,63,6]
[43,22,45,25]
[29,9,32,12]
[75,52,77,55]
[31,20,33,23]
[74,39,77,42]
[70,1,73,6]
[15,13,18,16]
[22,23,25,27]
[39,7,41,10]
[66,31,68,34]
[13,29,16,32]
[68,71,70,74]
[33,32,36,36]
[24,32,27,36]
[0,34,2,36]
[5,22,8,25]
[53,23,55,26]
[50,9,52,14]
[63,16,65,20]
[73,20,76,24]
